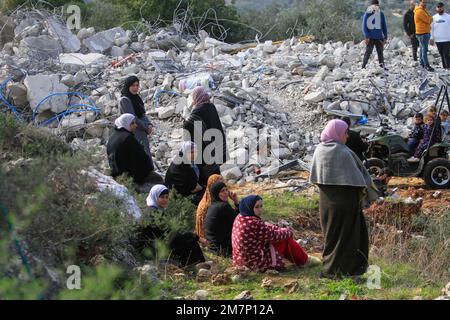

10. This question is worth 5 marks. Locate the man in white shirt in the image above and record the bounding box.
[431,2,450,69]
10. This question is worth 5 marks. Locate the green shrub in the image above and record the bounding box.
[0,150,138,265]
[82,0,133,31]
[140,189,196,240]
[1,0,85,13]
[58,264,162,300]
[0,113,71,160]
[302,0,361,43]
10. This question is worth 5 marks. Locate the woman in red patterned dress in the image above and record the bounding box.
[231,195,321,272]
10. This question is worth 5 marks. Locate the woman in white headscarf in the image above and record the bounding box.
[164,141,205,205]
[106,113,163,187]
[146,184,170,210]
[135,184,206,267]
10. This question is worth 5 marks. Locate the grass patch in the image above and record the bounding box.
[168,252,443,300]
[262,193,319,220]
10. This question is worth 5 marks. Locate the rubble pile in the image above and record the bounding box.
[1,10,449,184]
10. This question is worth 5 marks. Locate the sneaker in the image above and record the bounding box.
[302,255,322,268]
[407,156,420,162]
[426,65,435,72]
[380,64,389,71]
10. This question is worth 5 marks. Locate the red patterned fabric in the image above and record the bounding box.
[232,215,293,272]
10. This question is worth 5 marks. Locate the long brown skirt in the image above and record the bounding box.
[318,184,369,277]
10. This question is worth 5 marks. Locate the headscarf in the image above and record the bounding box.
[320,119,349,144]
[196,174,223,238]
[210,181,227,203]
[239,195,263,217]
[178,141,197,161]
[121,76,146,118]
[177,141,200,178]
[192,86,211,107]
[114,113,135,132]
[146,184,169,209]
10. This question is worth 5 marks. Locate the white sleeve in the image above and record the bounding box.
[430,16,435,40]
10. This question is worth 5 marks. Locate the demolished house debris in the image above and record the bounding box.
[1,9,450,189]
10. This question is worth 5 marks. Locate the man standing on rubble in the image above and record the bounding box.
[431,2,450,69]
[414,0,435,71]
[362,0,388,70]
[404,0,419,61]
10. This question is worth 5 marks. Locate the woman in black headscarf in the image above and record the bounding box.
[204,181,239,257]
[119,76,153,158]
[119,76,163,191]
[165,142,205,205]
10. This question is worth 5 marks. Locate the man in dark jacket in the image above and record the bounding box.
[342,117,369,161]
[404,0,419,61]
[107,114,163,187]
[362,0,388,69]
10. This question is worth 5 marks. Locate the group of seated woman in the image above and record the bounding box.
[137,176,321,272]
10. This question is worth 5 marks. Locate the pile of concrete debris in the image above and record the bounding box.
[1,10,449,185]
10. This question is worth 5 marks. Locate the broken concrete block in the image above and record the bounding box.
[77,27,95,40]
[59,53,106,70]
[85,119,110,138]
[6,82,28,107]
[349,102,364,115]
[111,46,125,58]
[74,71,89,85]
[19,35,62,60]
[319,55,336,69]
[114,35,129,47]
[24,74,68,113]
[288,141,300,150]
[229,148,249,168]
[17,24,41,39]
[130,42,144,52]
[304,90,327,104]
[122,64,140,75]
[83,27,127,53]
[263,41,277,54]
[271,148,292,159]
[46,17,81,53]
[60,113,86,128]
[14,18,40,38]
[312,66,330,85]
[222,166,243,180]
[158,106,175,119]
[61,74,76,87]
[326,101,341,111]
[221,115,234,127]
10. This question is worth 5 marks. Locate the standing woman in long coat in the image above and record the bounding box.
[183,86,227,185]
[119,76,154,160]
[310,119,377,279]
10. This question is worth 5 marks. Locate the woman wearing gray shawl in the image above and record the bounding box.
[310,119,377,279]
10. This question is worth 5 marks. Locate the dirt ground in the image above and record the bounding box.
[231,171,450,215]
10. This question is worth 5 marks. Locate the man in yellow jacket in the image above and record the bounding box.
[414,0,435,71]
